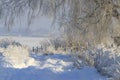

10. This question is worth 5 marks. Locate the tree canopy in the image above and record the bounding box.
[0,0,120,48]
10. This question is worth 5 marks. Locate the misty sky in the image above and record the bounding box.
[0,16,59,37]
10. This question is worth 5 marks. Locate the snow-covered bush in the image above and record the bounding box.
[0,39,38,69]
[72,45,120,80]
[46,38,67,54]
[49,38,66,50]
[32,38,67,54]
[0,38,21,48]
[71,49,95,68]
[94,47,120,80]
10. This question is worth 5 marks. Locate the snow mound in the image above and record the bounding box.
[0,45,39,69]
[39,58,72,72]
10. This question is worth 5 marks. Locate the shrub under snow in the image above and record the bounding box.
[0,39,38,69]
[32,38,67,54]
[72,45,120,80]
[94,47,120,80]
[0,38,21,48]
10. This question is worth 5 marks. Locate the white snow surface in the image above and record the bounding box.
[0,36,107,80]
[0,53,107,80]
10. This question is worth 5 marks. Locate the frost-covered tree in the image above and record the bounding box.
[0,0,120,48]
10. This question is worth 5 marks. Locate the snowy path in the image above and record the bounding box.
[0,54,107,80]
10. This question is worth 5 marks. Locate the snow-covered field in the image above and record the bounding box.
[0,53,107,80]
[0,36,108,80]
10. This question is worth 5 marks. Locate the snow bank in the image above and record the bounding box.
[39,58,72,72]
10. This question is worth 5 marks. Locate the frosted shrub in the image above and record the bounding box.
[0,38,21,48]
[72,48,95,68]
[46,38,67,54]
[94,47,120,80]
[72,45,120,80]
[0,39,38,69]
[50,38,66,50]
[33,38,67,54]
[2,45,39,69]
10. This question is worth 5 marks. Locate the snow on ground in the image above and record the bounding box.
[0,36,108,80]
[0,53,107,80]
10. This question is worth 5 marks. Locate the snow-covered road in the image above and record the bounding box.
[0,54,107,80]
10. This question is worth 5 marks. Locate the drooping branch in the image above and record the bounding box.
[0,0,120,48]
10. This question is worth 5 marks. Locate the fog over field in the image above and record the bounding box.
[0,0,120,80]
[0,16,59,37]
